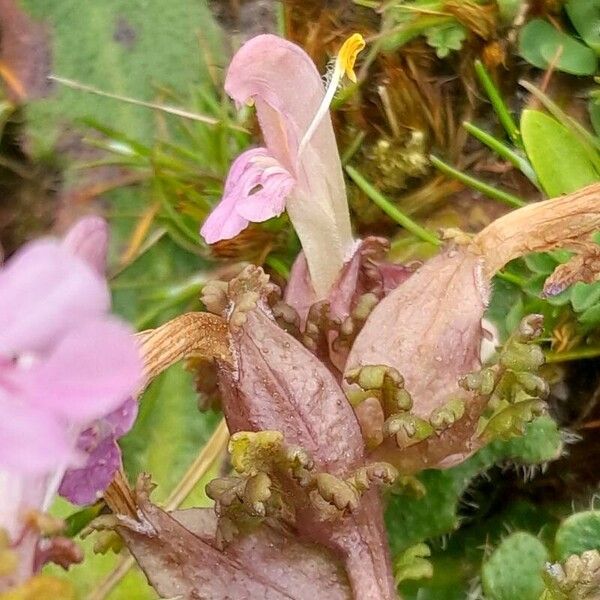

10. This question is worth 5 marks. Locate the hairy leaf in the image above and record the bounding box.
[555,511,600,561]
[482,532,548,600]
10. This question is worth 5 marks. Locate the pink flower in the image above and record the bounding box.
[0,218,141,588]
[201,34,363,298]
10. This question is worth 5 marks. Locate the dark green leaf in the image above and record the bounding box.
[566,0,600,54]
[425,23,467,58]
[519,19,597,76]
[578,302,600,325]
[523,253,560,275]
[589,99,600,137]
[386,418,561,554]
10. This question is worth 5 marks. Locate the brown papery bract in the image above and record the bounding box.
[472,183,600,279]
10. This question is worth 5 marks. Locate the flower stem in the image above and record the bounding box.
[474,60,520,146]
[462,121,538,186]
[345,165,441,246]
[342,131,366,165]
[545,347,600,363]
[430,155,527,208]
[50,75,248,132]
[495,270,528,287]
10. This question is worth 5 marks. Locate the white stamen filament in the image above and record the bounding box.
[297,64,342,160]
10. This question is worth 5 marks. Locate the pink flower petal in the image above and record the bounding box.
[200,194,249,244]
[225,36,324,169]
[201,148,294,244]
[200,149,268,244]
[235,167,294,222]
[0,393,74,473]
[61,216,109,275]
[59,436,121,505]
[0,241,109,356]
[24,318,142,423]
[59,397,138,505]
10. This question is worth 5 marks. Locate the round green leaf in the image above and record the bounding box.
[555,511,600,560]
[493,416,562,464]
[482,532,549,600]
[519,19,597,75]
[570,281,600,312]
[521,109,599,197]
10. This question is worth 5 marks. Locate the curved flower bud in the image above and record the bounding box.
[202,34,361,298]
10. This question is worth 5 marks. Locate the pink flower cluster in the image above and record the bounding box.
[0,218,141,586]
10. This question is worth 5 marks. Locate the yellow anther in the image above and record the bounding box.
[297,33,366,159]
[336,34,366,83]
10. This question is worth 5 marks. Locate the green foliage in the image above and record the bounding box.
[566,0,600,55]
[489,247,600,338]
[521,109,600,197]
[63,504,103,538]
[385,416,562,555]
[518,19,598,76]
[436,59,600,229]
[425,23,467,59]
[589,99,600,137]
[21,0,225,153]
[496,0,522,23]
[121,366,220,505]
[554,511,600,560]
[378,0,485,55]
[389,416,562,599]
[482,532,549,600]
